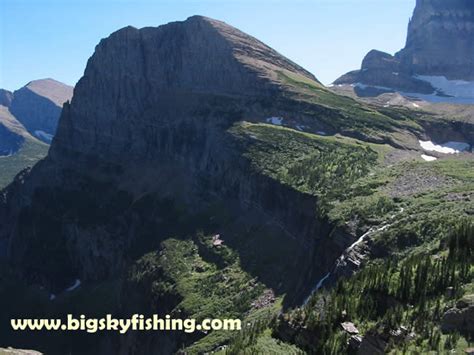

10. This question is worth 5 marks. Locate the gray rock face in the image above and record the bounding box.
[334,50,435,95]
[0,16,350,305]
[10,79,73,143]
[334,0,474,96]
[52,16,315,160]
[441,295,474,334]
[0,89,13,107]
[357,333,387,355]
[398,0,474,80]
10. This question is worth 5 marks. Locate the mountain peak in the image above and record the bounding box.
[23,78,74,107]
[51,16,323,163]
[89,16,318,97]
[8,78,73,143]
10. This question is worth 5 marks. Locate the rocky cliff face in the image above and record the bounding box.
[51,16,315,161]
[4,14,472,355]
[9,79,73,143]
[334,0,474,100]
[0,16,347,300]
[398,0,474,80]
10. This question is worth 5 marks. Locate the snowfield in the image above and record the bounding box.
[266,117,283,126]
[416,75,474,101]
[421,154,437,162]
[34,130,53,142]
[354,82,474,104]
[419,140,470,154]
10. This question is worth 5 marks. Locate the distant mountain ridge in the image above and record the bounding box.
[0,78,72,188]
[9,79,73,143]
[334,0,474,102]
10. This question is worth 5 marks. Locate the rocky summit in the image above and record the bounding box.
[0,15,473,355]
[334,0,474,102]
[51,16,318,162]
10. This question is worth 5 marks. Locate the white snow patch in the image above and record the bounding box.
[34,130,53,142]
[412,103,420,108]
[66,279,81,292]
[266,117,283,126]
[355,82,474,104]
[355,83,392,91]
[296,125,312,131]
[419,140,470,154]
[421,154,437,162]
[316,131,327,136]
[416,75,474,100]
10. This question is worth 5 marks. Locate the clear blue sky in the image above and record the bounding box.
[0,0,415,91]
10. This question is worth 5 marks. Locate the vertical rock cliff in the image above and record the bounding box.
[334,0,474,100]
[399,0,474,79]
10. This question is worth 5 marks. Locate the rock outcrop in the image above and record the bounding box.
[334,0,474,101]
[441,294,474,334]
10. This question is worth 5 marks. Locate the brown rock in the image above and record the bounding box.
[341,321,359,335]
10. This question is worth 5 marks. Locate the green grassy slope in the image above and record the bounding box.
[224,120,473,354]
[276,71,424,144]
[0,137,48,189]
[0,78,472,354]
